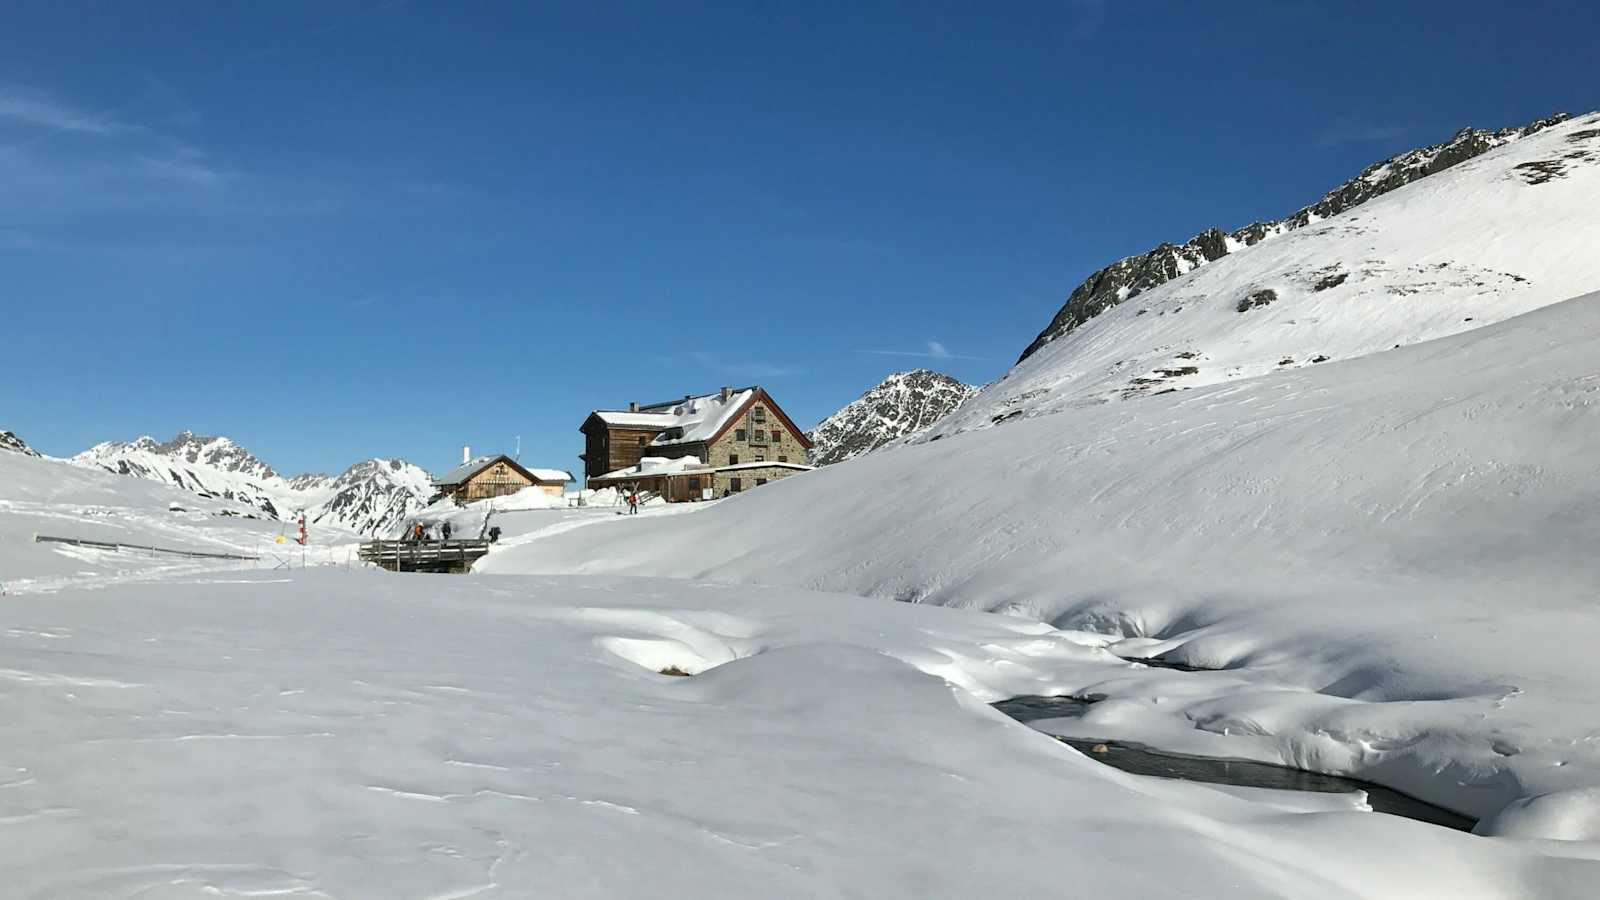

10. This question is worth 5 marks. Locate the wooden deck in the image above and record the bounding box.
[358,539,491,573]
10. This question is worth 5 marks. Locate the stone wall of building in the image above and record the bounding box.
[703,400,810,468]
[712,465,808,496]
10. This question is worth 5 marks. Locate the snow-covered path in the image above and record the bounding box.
[3,570,1596,899]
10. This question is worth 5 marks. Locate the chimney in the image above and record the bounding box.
[462,445,471,465]
[628,401,639,412]
[720,386,731,401]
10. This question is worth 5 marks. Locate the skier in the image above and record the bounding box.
[627,491,639,515]
[441,521,453,541]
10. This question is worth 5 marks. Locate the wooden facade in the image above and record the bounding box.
[588,469,712,503]
[581,424,663,481]
[433,455,556,503]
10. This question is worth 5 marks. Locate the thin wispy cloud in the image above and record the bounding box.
[0,89,129,135]
[686,351,805,379]
[858,340,989,362]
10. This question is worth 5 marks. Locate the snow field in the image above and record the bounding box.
[3,570,1598,898]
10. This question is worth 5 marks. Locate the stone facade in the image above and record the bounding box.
[713,465,808,496]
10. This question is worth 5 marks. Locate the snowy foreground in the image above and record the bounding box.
[4,570,1600,899]
[5,298,1600,895]
[483,292,1600,844]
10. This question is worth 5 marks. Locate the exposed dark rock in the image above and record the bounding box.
[0,430,41,457]
[1237,288,1278,313]
[1312,271,1349,292]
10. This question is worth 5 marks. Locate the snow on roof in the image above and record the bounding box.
[714,461,813,473]
[591,411,678,428]
[647,389,757,447]
[590,388,760,448]
[433,456,567,487]
[432,456,502,487]
[592,456,710,481]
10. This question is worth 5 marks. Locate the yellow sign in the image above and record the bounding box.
[275,534,286,544]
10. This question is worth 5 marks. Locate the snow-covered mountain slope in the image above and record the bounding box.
[72,431,433,536]
[481,289,1600,830]
[74,432,289,516]
[0,449,359,593]
[310,457,435,536]
[807,370,981,465]
[1,429,41,457]
[1018,112,1573,363]
[931,111,1600,438]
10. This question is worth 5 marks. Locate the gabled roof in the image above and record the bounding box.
[432,454,565,488]
[584,388,755,443]
[583,386,814,450]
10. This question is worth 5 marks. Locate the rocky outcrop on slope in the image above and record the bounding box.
[809,370,981,466]
[1017,113,1572,363]
[0,430,41,457]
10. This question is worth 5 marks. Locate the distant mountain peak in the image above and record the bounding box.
[809,370,980,466]
[70,432,434,536]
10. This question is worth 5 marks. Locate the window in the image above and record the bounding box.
[637,436,647,446]
[755,454,764,462]
[753,407,766,422]
[729,478,742,492]
[771,429,781,442]
[735,428,747,441]
[728,453,739,465]
[687,477,700,490]
[779,455,787,463]
[756,478,768,486]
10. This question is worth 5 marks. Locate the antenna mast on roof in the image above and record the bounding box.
[514,435,521,461]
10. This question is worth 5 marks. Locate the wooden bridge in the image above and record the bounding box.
[358,539,492,573]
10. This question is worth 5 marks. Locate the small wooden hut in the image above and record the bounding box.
[432,455,569,503]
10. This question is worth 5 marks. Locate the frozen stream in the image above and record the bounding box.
[993,695,1478,832]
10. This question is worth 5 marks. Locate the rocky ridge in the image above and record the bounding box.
[1017,113,1573,363]
[1,430,41,457]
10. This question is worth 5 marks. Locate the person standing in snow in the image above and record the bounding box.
[441,521,452,541]
[627,491,639,515]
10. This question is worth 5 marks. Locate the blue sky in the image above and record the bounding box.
[2,1,1593,476]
